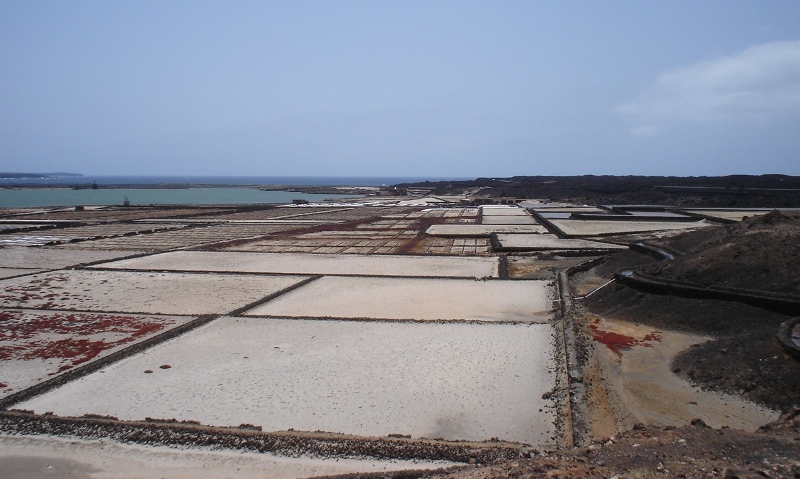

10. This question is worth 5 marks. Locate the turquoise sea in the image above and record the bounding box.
[0,187,358,208]
[0,175,467,207]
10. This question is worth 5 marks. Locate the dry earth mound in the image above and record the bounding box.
[585,210,800,413]
[642,210,800,296]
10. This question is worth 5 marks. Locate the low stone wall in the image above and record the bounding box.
[0,411,529,464]
[628,242,679,261]
[614,269,800,315]
[777,318,800,361]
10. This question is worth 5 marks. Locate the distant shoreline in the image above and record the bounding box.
[0,184,380,198]
[0,186,364,208]
[0,175,469,189]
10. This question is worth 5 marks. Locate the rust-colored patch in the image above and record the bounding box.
[0,311,171,375]
[0,274,80,309]
[588,318,662,357]
[395,216,454,255]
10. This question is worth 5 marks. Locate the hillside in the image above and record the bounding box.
[398,175,800,208]
[643,210,800,295]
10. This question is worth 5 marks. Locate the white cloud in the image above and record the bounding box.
[620,40,800,125]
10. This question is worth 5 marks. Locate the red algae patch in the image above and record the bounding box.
[588,318,662,358]
[0,310,192,398]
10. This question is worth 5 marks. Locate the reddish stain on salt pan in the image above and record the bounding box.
[588,318,662,357]
[0,274,75,310]
[0,310,169,374]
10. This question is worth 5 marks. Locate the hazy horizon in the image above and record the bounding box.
[2,1,800,177]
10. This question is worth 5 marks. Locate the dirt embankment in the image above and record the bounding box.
[587,211,800,413]
[642,211,800,296]
[315,418,800,479]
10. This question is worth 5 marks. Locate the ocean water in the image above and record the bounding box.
[0,187,359,208]
[0,175,468,208]
[0,175,466,187]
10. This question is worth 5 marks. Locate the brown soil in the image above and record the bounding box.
[642,211,800,296]
[585,284,800,413]
[313,418,800,479]
[584,211,800,413]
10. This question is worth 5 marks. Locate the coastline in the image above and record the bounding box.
[0,186,363,208]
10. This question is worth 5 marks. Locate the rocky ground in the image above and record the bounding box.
[315,417,800,479]
[398,175,800,208]
[642,211,800,296]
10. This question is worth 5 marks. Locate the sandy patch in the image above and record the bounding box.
[246,276,554,322]
[93,251,499,278]
[0,310,193,398]
[588,317,778,430]
[0,270,309,315]
[16,318,557,445]
[506,256,601,280]
[0,434,450,479]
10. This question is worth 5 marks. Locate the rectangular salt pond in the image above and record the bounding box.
[17,317,557,446]
[493,234,627,252]
[0,310,194,398]
[245,276,554,322]
[0,270,309,315]
[93,251,499,279]
[425,224,548,237]
[545,219,711,237]
[480,216,537,225]
[479,206,530,216]
[681,209,772,222]
[0,247,144,269]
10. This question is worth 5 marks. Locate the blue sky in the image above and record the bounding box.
[1,1,799,177]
